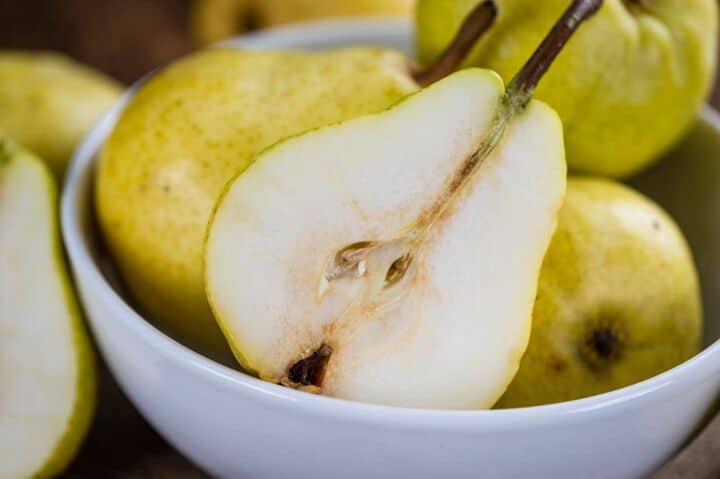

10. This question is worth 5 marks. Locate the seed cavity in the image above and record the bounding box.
[319,241,378,298]
[384,253,413,288]
[287,344,332,387]
[326,241,376,279]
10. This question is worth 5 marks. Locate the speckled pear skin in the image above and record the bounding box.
[416,0,718,178]
[95,47,418,352]
[497,178,702,408]
[0,51,121,178]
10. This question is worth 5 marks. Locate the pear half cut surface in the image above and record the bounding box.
[0,142,96,478]
[206,69,566,409]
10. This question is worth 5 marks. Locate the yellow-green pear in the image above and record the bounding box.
[0,51,122,177]
[416,0,718,178]
[497,178,702,408]
[0,140,97,478]
[192,0,415,44]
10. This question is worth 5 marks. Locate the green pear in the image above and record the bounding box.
[497,178,702,408]
[0,51,122,178]
[96,4,498,353]
[0,140,97,478]
[416,0,718,178]
[192,0,415,44]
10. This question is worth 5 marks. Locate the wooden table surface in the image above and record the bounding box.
[0,2,718,477]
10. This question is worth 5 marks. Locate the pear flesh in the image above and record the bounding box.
[0,142,96,478]
[206,69,566,409]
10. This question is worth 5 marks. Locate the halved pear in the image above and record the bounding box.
[0,141,96,478]
[206,0,602,409]
[205,69,566,409]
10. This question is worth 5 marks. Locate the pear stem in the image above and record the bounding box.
[412,0,498,87]
[506,0,603,108]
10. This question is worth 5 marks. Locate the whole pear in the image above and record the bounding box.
[0,51,121,177]
[416,0,718,178]
[205,68,566,408]
[193,0,415,44]
[96,48,424,352]
[497,178,702,408]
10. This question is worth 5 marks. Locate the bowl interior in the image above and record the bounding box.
[631,112,720,346]
[65,19,720,398]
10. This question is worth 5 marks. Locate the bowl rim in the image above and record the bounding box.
[61,18,720,429]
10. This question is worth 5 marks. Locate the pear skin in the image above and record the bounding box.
[497,178,702,408]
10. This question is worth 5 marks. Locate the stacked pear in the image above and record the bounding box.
[96,3,497,352]
[416,0,718,177]
[0,51,121,178]
[0,140,96,478]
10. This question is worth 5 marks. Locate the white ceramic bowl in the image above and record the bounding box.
[61,19,720,479]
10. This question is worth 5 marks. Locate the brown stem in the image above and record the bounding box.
[412,0,498,87]
[507,0,603,107]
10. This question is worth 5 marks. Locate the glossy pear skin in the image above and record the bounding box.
[96,48,418,351]
[416,0,718,178]
[497,178,702,408]
[0,51,121,177]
